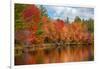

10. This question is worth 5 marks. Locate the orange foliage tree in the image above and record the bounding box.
[15,4,93,45]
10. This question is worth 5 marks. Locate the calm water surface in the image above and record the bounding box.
[15,44,94,65]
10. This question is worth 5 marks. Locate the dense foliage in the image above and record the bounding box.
[15,4,94,45]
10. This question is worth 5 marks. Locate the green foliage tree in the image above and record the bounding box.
[15,4,27,30]
[74,16,81,23]
[39,5,48,17]
[65,17,70,23]
[86,18,94,32]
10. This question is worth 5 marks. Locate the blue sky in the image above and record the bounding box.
[42,5,94,22]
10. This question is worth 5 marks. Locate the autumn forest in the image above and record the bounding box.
[15,4,94,65]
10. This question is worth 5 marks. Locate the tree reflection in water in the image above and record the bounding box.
[15,44,94,65]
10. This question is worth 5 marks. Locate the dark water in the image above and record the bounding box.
[15,44,94,65]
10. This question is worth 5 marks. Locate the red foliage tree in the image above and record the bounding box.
[21,5,41,23]
[54,19,65,31]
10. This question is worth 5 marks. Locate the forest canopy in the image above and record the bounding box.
[15,4,94,45]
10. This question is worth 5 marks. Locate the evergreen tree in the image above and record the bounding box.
[74,16,81,23]
[65,17,70,23]
[39,5,48,17]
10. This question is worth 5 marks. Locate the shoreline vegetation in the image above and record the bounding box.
[15,43,94,56]
[15,4,94,65]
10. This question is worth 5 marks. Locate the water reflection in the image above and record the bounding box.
[15,44,94,65]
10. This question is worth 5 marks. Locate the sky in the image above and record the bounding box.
[42,5,94,22]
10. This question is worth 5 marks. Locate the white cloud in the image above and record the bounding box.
[50,7,79,21]
[71,8,77,14]
[43,5,94,21]
[53,6,65,15]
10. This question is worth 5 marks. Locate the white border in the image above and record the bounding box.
[10,0,14,69]
[14,0,95,8]
[11,0,96,69]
